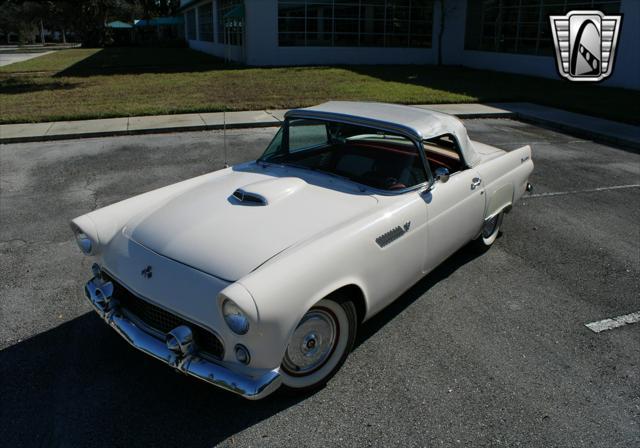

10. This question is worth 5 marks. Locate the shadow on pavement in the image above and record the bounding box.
[356,244,485,348]
[0,245,484,447]
[0,313,305,447]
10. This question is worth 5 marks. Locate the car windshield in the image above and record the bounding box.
[259,118,427,191]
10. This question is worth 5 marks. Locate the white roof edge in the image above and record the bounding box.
[286,101,480,167]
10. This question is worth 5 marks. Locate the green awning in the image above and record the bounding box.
[134,17,184,27]
[106,20,133,29]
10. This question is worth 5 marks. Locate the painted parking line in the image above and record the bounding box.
[585,311,640,333]
[527,184,640,199]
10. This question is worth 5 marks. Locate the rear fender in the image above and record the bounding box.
[476,145,533,220]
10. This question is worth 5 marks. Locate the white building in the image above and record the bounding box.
[179,0,639,90]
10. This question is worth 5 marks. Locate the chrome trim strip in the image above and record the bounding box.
[85,276,282,400]
[375,225,408,248]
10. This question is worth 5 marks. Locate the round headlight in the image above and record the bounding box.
[75,232,92,254]
[222,299,250,335]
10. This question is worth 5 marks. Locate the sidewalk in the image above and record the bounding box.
[490,102,640,150]
[0,50,53,67]
[1,103,638,150]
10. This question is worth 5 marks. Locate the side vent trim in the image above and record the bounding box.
[232,189,268,206]
[375,221,411,248]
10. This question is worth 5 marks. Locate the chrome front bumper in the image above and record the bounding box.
[84,276,281,400]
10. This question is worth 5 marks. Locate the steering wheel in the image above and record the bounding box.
[385,177,406,190]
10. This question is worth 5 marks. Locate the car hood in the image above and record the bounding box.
[124,165,378,281]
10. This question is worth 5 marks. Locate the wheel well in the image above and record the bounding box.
[330,284,367,323]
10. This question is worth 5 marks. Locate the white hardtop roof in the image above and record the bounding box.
[286,101,480,167]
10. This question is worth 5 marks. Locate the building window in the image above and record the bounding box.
[465,0,621,56]
[198,2,214,42]
[278,0,434,48]
[218,0,244,46]
[186,9,197,40]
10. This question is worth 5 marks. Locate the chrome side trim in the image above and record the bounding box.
[85,277,281,400]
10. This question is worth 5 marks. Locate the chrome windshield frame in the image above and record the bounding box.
[258,116,434,196]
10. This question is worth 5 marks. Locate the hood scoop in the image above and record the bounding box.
[232,189,268,206]
[230,177,307,206]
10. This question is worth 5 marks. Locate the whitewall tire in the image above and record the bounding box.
[281,296,357,391]
[471,212,504,250]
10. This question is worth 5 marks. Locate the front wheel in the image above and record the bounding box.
[280,296,357,392]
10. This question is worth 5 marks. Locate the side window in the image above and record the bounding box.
[261,127,284,160]
[288,119,328,152]
[422,134,465,176]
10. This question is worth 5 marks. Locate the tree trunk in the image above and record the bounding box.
[40,20,45,45]
[62,28,67,44]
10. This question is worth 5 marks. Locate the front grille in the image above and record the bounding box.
[103,273,224,359]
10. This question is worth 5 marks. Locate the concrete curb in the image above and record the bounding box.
[2,103,638,151]
[488,102,640,152]
[511,114,640,152]
[0,113,519,144]
[0,121,280,145]
[0,104,513,145]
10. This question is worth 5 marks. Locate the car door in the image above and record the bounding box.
[421,167,485,273]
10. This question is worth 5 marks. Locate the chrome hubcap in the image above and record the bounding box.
[482,215,499,238]
[283,309,337,375]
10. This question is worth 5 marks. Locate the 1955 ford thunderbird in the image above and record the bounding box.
[72,102,533,400]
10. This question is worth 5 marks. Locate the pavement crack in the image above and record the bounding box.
[82,178,98,210]
[0,238,30,245]
[526,184,640,199]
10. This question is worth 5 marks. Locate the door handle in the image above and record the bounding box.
[471,177,482,190]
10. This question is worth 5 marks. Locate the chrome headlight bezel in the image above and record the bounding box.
[75,231,93,254]
[222,298,250,335]
[71,222,98,255]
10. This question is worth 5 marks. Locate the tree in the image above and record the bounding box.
[0,1,23,43]
[48,1,76,43]
[0,0,181,46]
[22,1,48,43]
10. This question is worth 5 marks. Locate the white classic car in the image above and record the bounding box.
[72,102,533,400]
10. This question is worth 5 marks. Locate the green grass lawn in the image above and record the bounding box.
[1,47,638,125]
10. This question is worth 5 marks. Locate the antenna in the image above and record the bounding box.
[223,111,229,168]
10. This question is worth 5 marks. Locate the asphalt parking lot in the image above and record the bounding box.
[1,119,638,447]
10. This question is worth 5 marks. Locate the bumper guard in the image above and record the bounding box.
[84,276,281,400]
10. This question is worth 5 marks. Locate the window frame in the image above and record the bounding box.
[464,0,622,56]
[422,133,469,180]
[277,0,434,49]
[218,0,244,46]
[286,119,332,153]
[197,2,214,42]
[186,8,197,40]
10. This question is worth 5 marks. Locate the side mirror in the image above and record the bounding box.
[434,167,450,183]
